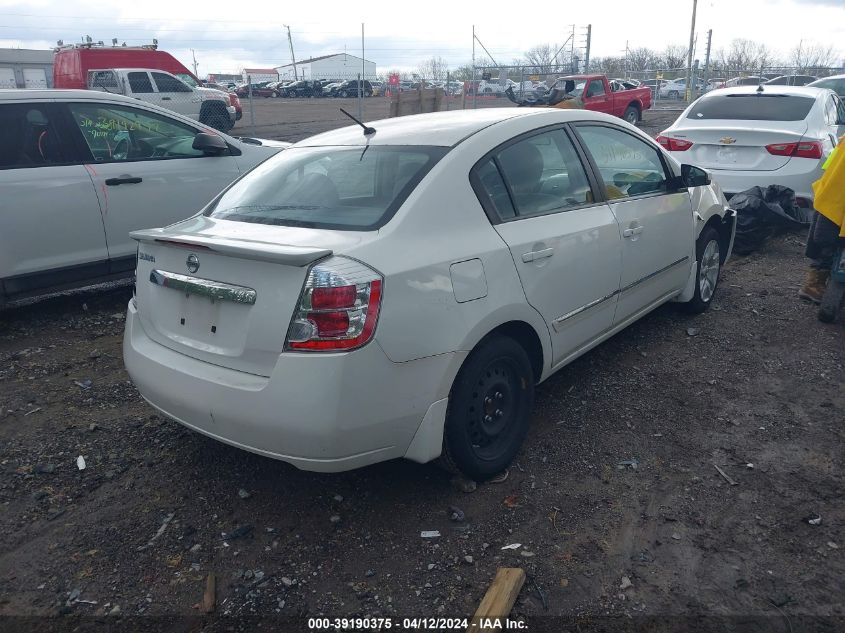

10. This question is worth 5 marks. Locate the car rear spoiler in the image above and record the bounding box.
[130,228,332,267]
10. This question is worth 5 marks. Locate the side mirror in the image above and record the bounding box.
[681,164,711,187]
[192,132,228,155]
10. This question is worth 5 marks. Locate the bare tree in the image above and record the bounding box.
[450,56,492,81]
[627,47,661,72]
[417,56,449,81]
[523,43,565,74]
[713,39,778,74]
[661,45,688,70]
[789,41,839,73]
[590,56,626,78]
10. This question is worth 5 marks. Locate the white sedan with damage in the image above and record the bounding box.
[124,108,735,479]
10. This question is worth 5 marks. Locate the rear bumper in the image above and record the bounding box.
[123,301,460,472]
[708,161,823,202]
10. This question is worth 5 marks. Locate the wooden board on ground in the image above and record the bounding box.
[468,567,526,633]
[202,572,216,613]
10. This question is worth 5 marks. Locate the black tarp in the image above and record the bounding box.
[729,185,814,255]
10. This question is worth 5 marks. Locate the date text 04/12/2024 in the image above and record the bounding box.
[306,617,528,630]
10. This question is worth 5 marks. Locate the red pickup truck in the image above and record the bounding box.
[553,74,652,124]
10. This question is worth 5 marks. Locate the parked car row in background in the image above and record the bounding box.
[231,78,377,98]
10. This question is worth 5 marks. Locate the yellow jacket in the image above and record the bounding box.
[812,137,845,237]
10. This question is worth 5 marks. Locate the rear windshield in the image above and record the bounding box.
[687,94,815,121]
[206,145,447,230]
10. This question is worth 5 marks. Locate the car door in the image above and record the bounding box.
[150,71,201,120]
[61,100,242,274]
[583,79,612,114]
[473,127,623,367]
[0,101,108,299]
[573,123,694,326]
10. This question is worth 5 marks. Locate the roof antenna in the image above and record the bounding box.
[339,108,376,135]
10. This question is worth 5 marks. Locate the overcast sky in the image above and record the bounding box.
[1,0,843,75]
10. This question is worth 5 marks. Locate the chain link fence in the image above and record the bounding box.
[188,64,843,141]
[624,65,844,107]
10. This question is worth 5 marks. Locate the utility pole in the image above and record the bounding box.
[472,25,477,109]
[191,49,198,78]
[702,29,713,94]
[685,0,698,102]
[584,24,592,73]
[359,23,364,120]
[284,25,297,80]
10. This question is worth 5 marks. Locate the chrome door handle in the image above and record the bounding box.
[160,96,172,101]
[522,248,554,263]
[623,226,644,238]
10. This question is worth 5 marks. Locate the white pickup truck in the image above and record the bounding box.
[88,68,237,132]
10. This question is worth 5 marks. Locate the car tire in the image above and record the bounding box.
[623,106,639,124]
[200,104,232,133]
[818,279,845,323]
[682,226,721,314]
[271,91,278,98]
[440,336,534,480]
[669,90,680,99]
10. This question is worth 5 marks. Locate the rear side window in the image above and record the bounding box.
[206,146,447,230]
[0,103,66,169]
[474,128,594,220]
[687,94,815,121]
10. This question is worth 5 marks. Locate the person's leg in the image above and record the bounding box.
[800,212,838,302]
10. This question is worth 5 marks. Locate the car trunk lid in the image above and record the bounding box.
[131,217,367,377]
[669,121,808,171]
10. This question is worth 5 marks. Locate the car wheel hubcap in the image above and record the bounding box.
[467,360,517,459]
[699,239,720,302]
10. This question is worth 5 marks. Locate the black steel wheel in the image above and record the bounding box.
[441,336,534,480]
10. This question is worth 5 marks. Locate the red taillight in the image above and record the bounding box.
[286,258,383,352]
[309,311,350,337]
[311,285,357,310]
[656,135,693,151]
[765,140,823,159]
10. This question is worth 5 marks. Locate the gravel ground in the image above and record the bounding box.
[1,232,843,628]
[1,97,843,630]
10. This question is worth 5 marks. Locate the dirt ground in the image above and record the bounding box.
[1,98,843,631]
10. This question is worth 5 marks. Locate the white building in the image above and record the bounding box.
[275,53,376,82]
[0,49,54,89]
[241,68,278,84]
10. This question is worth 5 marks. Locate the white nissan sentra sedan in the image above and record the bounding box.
[657,86,845,206]
[124,108,736,479]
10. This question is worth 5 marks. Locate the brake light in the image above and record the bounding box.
[286,257,383,351]
[656,135,693,151]
[765,140,823,159]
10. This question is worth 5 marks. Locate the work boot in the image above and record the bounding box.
[798,268,830,304]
